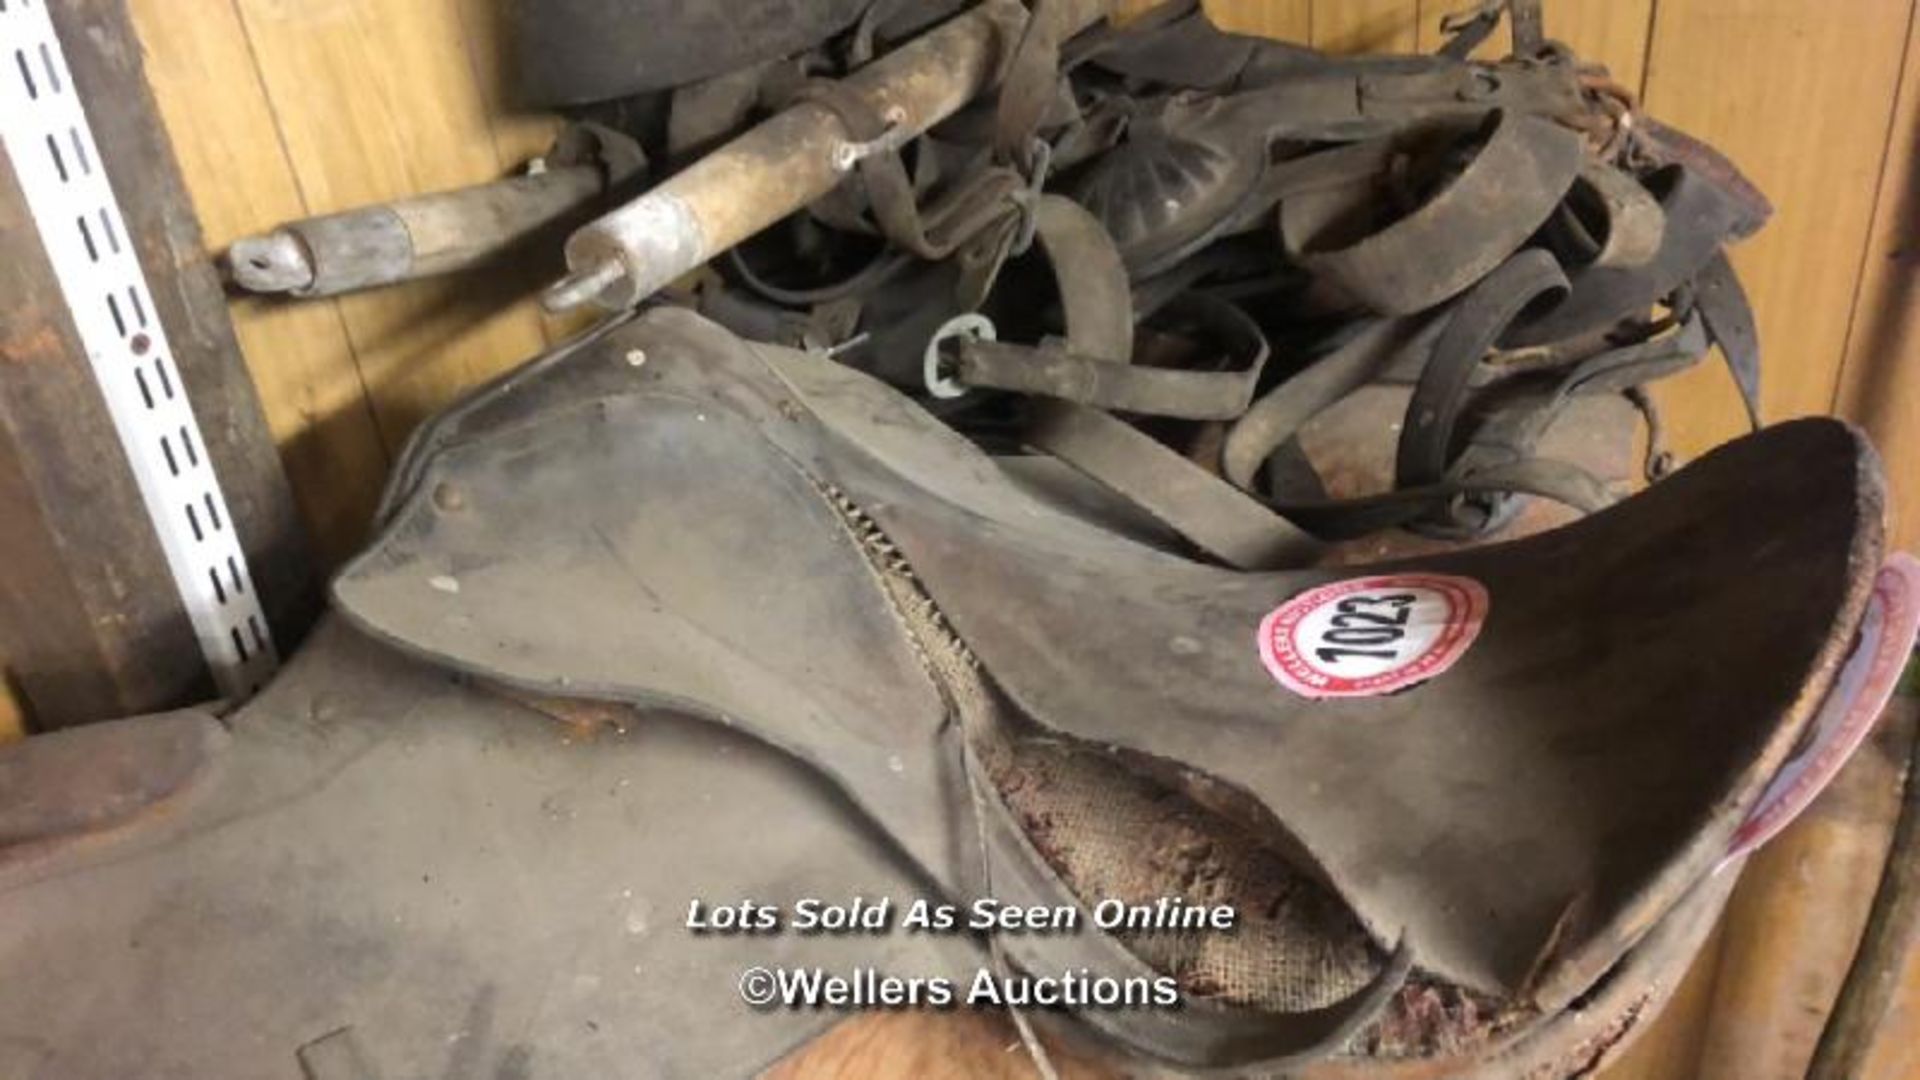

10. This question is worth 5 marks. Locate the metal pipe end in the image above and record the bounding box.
[224,231,315,294]
[540,259,628,313]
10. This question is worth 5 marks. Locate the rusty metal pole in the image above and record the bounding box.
[225,123,645,299]
[225,167,607,297]
[541,0,1114,313]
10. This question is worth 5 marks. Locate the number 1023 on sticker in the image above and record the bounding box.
[1257,573,1490,699]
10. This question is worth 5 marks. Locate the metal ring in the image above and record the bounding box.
[923,313,995,399]
[829,104,908,172]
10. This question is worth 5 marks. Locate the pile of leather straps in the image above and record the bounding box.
[226,0,1771,565]
[642,0,1769,566]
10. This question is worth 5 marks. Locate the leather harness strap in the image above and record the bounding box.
[1273,457,1616,539]
[950,293,1270,420]
[993,0,1067,169]
[1029,402,1323,566]
[1277,309,1709,539]
[1396,248,1571,490]
[795,79,1031,261]
[1503,163,1747,347]
[1280,110,1584,316]
[1077,60,1590,276]
[1555,159,1666,269]
[1693,249,1763,430]
[1221,317,1440,490]
[1015,196,1324,567]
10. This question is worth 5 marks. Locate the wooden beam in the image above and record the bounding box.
[0,0,314,728]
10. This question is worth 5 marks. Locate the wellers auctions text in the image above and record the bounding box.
[748,967,1183,1009]
[686,896,1238,935]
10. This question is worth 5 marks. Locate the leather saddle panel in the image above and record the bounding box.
[0,619,971,1080]
[0,709,224,854]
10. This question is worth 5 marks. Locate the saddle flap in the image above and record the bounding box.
[335,380,970,885]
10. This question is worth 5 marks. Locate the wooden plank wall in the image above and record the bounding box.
[124,1,1920,1076]
[128,0,564,566]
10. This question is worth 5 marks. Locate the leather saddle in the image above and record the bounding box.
[0,307,1887,1076]
[333,307,1879,1068]
[0,624,1731,1080]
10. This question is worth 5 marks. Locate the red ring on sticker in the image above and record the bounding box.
[1258,573,1490,699]
[1724,553,1920,861]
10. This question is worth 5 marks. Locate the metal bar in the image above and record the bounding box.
[0,0,278,700]
[542,0,1113,312]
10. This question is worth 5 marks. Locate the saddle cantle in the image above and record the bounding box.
[328,305,1883,1069]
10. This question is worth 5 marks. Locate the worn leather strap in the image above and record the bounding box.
[951,293,1269,419]
[1397,248,1571,489]
[1281,110,1583,316]
[1029,404,1322,565]
[1076,59,1589,275]
[1349,58,1586,129]
[1635,115,1772,240]
[1430,312,1711,525]
[795,80,1027,260]
[1220,316,1441,489]
[1251,310,1708,542]
[1692,249,1763,430]
[1435,0,1543,58]
[1016,196,1322,567]
[992,0,1065,168]
[1550,159,1665,269]
[1437,0,1503,60]
[1553,311,1711,399]
[1508,0,1546,55]
[1274,456,1614,539]
[1074,0,1324,92]
[1031,193,1132,357]
[1220,264,1708,544]
[1503,163,1746,348]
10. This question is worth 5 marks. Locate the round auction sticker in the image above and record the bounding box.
[1258,573,1490,699]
